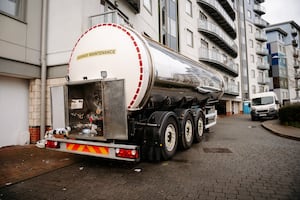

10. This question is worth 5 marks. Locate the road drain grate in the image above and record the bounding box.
[203,148,232,153]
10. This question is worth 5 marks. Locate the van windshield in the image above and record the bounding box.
[252,96,274,106]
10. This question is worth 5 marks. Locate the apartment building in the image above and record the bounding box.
[1,0,244,146]
[241,0,269,100]
[196,0,242,115]
[265,21,300,104]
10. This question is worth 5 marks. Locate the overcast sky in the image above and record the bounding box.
[262,0,300,25]
[261,0,300,26]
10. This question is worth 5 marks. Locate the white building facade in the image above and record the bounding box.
[0,0,42,147]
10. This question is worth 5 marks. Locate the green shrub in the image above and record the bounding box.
[278,103,300,128]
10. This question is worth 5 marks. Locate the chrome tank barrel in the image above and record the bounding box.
[146,39,224,107]
[68,24,224,111]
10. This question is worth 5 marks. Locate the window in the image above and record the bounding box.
[185,0,192,16]
[251,85,256,94]
[251,69,255,78]
[247,10,251,18]
[250,54,254,63]
[258,71,263,81]
[144,0,152,14]
[249,39,253,48]
[159,0,178,51]
[279,45,282,52]
[187,29,193,47]
[0,0,26,21]
[248,24,252,33]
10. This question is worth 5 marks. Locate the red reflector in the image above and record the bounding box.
[45,140,60,148]
[115,148,139,159]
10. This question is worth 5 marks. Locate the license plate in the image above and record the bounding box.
[259,113,267,117]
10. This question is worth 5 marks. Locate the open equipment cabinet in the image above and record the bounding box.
[51,79,128,141]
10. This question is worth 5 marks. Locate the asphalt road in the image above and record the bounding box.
[1,115,300,200]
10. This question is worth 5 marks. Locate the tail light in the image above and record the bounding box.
[115,148,139,159]
[45,140,60,148]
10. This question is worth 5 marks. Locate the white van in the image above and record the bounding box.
[250,92,280,121]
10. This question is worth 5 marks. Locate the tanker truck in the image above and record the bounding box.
[44,23,224,161]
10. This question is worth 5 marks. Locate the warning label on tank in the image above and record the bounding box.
[77,49,116,60]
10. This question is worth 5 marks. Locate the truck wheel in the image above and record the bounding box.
[194,110,204,143]
[179,111,194,149]
[159,114,178,160]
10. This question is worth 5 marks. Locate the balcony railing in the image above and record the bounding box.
[254,17,267,28]
[198,19,238,57]
[257,77,270,85]
[216,0,235,20]
[256,46,269,56]
[89,10,132,27]
[295,72,300,79]
[197,0,236,39]
[295,60,299,69]
[255,31,267,42]
[253,4,266,15]
[224,82,239,96]
[199,47,239,76]
[257,60,270,70]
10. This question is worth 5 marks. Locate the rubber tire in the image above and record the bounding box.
[179,112,194,150]
[159,115,178,160]
[194,110,204,143]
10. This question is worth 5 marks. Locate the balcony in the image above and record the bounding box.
[256,46,269,56]
[197,0,236,39]
[295,72,300,80]
[257,60,270,70]
[224,82,239,96]
[217,0,235,20]
[89,10,132,27]
[255,31,267,42]
[254,17,267,28]
[253,4,266,15]
[199,47,239,77]
[198,20,238,58]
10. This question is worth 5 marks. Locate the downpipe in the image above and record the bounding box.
[40,0,48,140]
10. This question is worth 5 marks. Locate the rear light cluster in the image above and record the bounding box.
[115,148,139,159]
[45,140,60,148]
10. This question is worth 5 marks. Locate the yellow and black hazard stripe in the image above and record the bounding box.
[66,143,109,155]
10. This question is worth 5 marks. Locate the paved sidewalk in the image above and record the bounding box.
[0,145,82,188]
[262,119,300,140]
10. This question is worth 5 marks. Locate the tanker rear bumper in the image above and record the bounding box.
[45,138,140,162]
